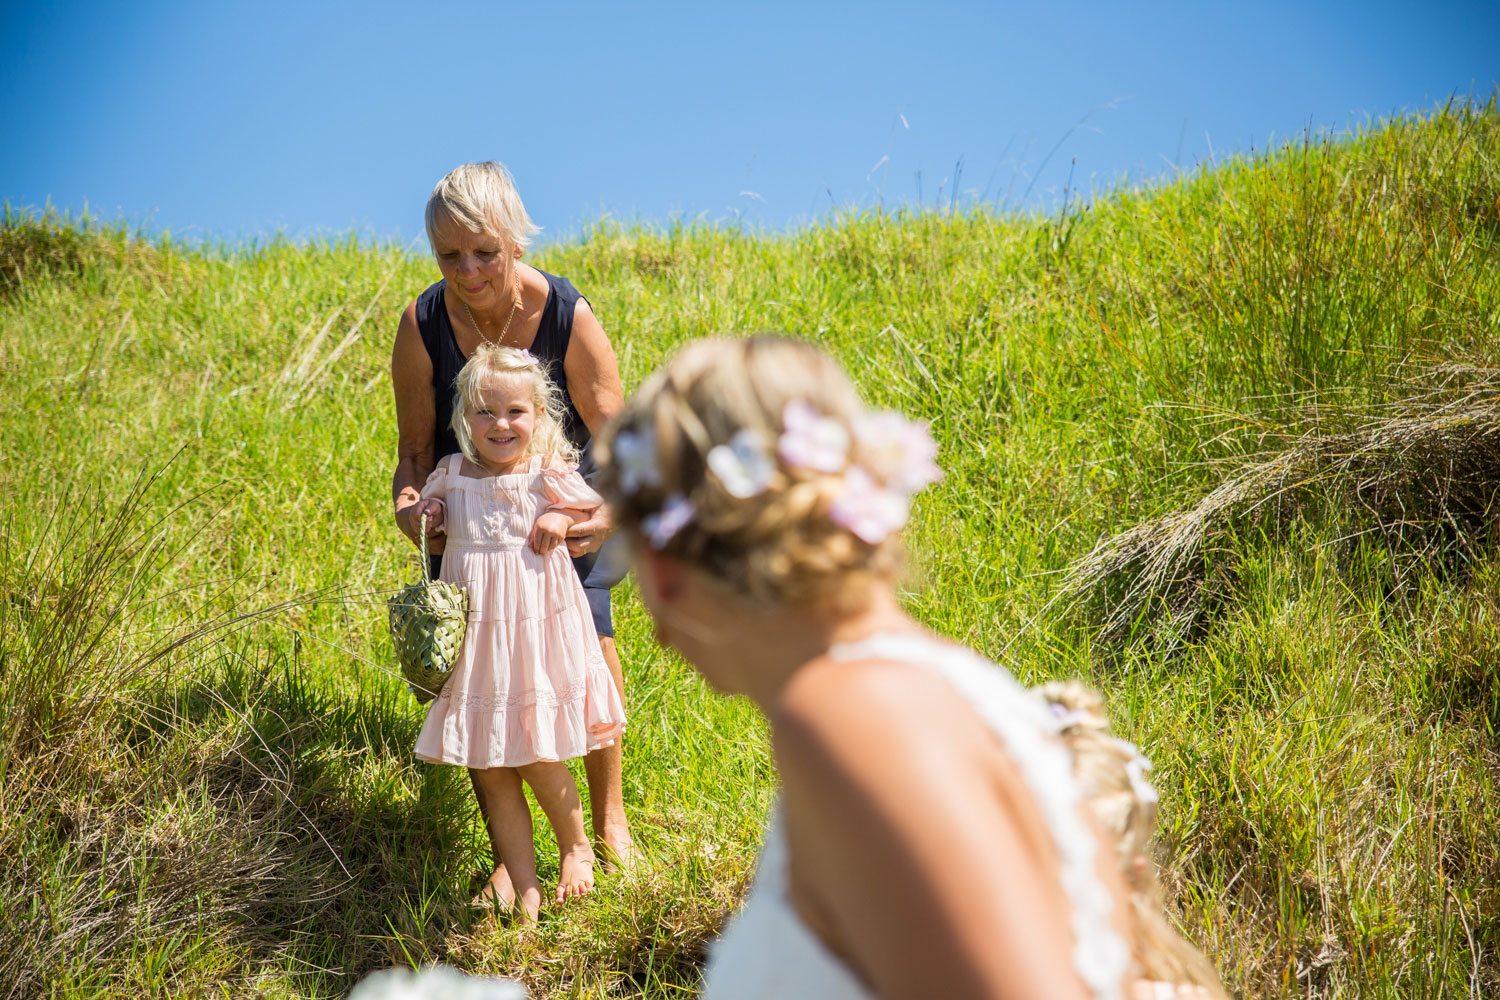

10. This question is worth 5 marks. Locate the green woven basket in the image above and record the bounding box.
[388,513,468,704]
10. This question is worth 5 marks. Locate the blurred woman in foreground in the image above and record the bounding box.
[595,335,1223,999]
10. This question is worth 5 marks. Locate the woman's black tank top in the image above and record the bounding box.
[414,270,591,465]
[413,270,625,603]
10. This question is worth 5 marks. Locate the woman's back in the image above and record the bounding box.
[703,632,1132,1000]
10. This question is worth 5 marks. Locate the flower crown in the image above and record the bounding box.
[613,399,942,549]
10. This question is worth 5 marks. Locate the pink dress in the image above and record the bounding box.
[414,452,626,768]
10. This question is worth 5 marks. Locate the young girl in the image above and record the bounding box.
[409,343,626,921]
[1037,682,1228,1000]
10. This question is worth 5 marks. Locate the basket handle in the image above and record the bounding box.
[418,510,432,581]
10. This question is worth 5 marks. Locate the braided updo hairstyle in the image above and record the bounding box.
[595,336,920,607]
[1038,682,1227,997]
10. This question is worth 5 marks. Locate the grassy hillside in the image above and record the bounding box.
[2,100,1497,998]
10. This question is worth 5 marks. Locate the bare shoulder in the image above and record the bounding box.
[572,294,598,325]
[777,654,959,725]
[567,297,615,356]
[773,651,990,778]
[561,295,624,431]
[396,299,421,338]
[771,645,1092,998]
[393,301,430,374]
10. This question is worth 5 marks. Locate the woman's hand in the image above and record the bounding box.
[564,504,613,558]
[391,302,445,552]
[553,298,622,559]
[530,511,575,555]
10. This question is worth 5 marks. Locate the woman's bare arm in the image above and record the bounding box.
[563,299,625,434]
[774,658,1108,1000]
[561,298,625,555]
[392,302,441,547]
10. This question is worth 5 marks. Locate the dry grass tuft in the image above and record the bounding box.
[1064,364,1500,642]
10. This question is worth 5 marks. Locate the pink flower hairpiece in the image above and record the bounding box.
[778,400,850,473]
[620,399,941,550]
[852,410,942,494]
[828,465,911,544]
[776,398,942,545]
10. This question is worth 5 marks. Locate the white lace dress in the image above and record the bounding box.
[701,633,1131,1000]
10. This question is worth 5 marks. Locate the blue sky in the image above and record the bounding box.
[2,1,1496,248]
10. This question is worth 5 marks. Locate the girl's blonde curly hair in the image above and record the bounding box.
[451,343,579,467]
[595,336,905,607]
[1037,681,1228,997]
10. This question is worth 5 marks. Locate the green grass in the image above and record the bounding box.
[3,98,1498,998]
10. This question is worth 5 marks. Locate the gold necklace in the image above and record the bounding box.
[461,265,522,345]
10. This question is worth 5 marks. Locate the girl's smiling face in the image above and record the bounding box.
[468,376,536,473]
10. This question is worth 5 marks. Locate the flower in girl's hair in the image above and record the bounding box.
[612,428,661,496]
[643,493,696,549]
[707,429,776,498]
[778,400,851,473]
[828,466,911,544]
[853,410,943,494]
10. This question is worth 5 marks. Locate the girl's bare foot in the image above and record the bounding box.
[555,843,596,903]
[597,830,641,875]
[471,865,516,913]
[515,886,542,923]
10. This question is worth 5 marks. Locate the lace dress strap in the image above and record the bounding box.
[826,633,1130,1000]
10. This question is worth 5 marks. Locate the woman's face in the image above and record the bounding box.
[430,213,517,312]
[631,540,743,696]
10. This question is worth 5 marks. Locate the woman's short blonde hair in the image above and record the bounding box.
[596,336,906,607]
[451,344,578,466]
[426,161,541,252]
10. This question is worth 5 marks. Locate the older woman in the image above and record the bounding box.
[596,336,1144,999]
[391,162,635,905]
